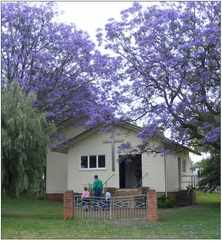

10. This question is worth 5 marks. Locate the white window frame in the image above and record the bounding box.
[80,155,106,170]
[182,159,186,174]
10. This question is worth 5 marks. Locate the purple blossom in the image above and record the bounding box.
[2,1,220,157]
[96,1,220,154]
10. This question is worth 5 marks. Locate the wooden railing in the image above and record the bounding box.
[181,174,194,195]
[103,174,115,188]
[132,173,148,193]
[82,174,115,192]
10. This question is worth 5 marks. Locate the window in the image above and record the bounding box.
[182,159,186,173]
[81,156,88,168]
[98,155,105,168]
[80,155,106,169]
[90,156,96,168]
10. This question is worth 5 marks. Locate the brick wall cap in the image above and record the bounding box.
[64,190,74,194]
[148,189,156,193]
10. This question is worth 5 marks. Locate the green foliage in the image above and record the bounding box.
[195,151,220,192]
[1,81,56,198]
[157,195,176,209]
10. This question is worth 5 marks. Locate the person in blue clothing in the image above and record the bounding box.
[92,175,104,210]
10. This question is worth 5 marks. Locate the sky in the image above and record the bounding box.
[56,2,153,43]
[55,1,203,164]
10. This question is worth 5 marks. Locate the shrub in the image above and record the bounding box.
[157,195,176,209]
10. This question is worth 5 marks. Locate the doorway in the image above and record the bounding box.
[119,154,142,189]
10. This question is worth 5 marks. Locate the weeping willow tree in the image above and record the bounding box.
[1,81,56,198]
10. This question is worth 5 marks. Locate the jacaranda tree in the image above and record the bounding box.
[1,2,115,130]
[2,2,220,192]
[1,2,119,195]
[1,81,56,198]
[96,2,220,190]
[97,2,220,151]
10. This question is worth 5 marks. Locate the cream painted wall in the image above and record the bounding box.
[165,151,192,192]
[46,123,193,195]
[51,117,88,149]
[142,152,165,192]
[67,130,115,193]
[178,151,192,190]
[46,149,67,193]
[165,153,179,192]
[66,126,166,193]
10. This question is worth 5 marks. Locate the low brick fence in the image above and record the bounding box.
[63,190,74,220]
[147,189,157,222]
[46,193,63,201]
[63,189,157,222]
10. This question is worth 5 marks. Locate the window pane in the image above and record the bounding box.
[81,156,88,168]
[182,160,186,173]
[90,156,96,168]
[98,155,105,168]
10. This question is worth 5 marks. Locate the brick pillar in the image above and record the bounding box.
[130,196,135,209]
[147,189,157,222]
[63,190,74,220]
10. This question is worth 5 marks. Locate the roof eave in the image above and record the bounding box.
[52,123,201,156]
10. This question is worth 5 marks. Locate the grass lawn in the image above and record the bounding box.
[1,191,220,239]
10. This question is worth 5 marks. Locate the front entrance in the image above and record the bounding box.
[119,154,142,189]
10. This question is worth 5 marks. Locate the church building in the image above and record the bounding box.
[46,118,200,200]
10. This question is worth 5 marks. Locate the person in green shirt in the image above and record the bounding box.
[92,175,104,210]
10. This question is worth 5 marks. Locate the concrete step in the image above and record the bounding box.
[114,189,138,196]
